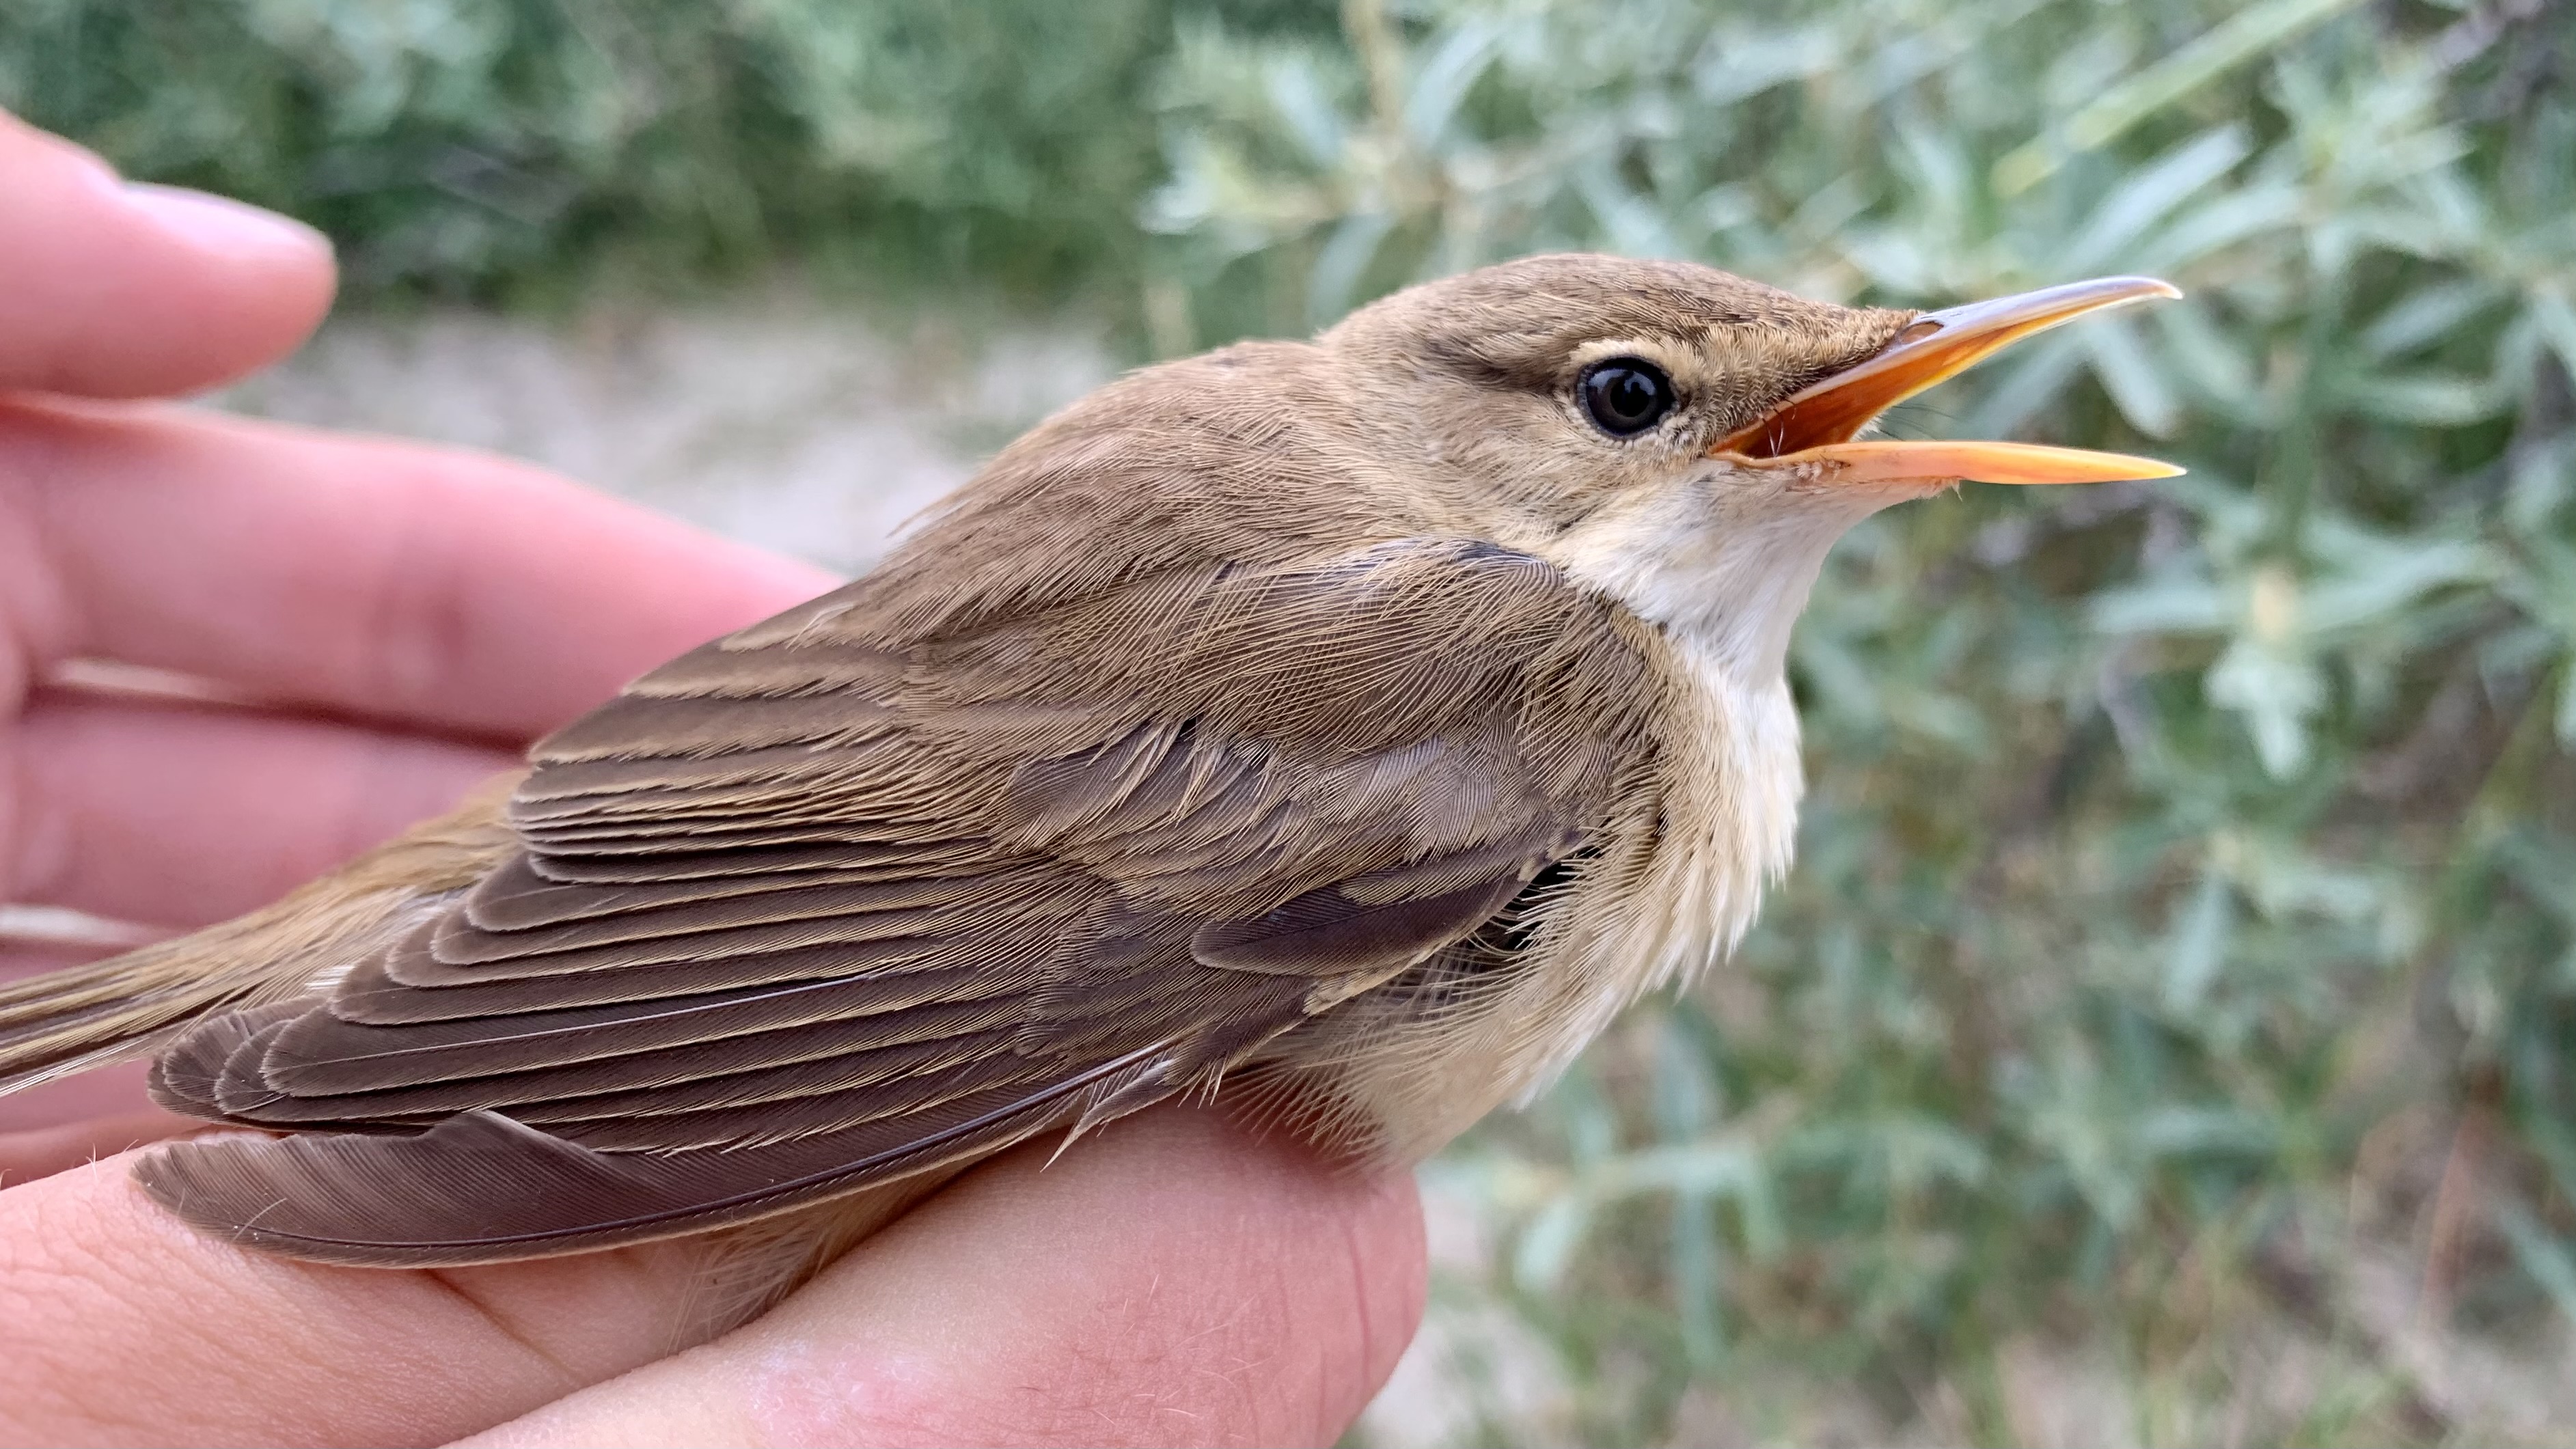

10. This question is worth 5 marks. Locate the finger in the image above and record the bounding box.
[0,969,184,1175]
[0,1103,191,1185]
[0,1107,1423,1447]
[6,689,512,927]
[3,400,836,740]
[460,1110,1427,1449]
[0,1153,720,1448]
[0,941,172,1148]
[0,111,335,399]
[0,1058,156,1135]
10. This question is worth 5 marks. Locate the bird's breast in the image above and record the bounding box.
[1594,632,1805,986]
[1520,631,1804,1082]
[1287,627,1805,1164]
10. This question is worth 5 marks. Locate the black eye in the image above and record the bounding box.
[1578,358,1675,437]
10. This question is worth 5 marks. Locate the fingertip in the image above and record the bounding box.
[122,182,335,294]
[1347,1143,1434,1396]
[0,112,338,399]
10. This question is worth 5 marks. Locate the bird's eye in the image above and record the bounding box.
[1578,359,1676,437]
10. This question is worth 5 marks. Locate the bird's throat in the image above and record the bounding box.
[1544,463,1897,687]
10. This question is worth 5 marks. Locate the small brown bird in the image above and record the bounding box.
[0,255,2175,1288]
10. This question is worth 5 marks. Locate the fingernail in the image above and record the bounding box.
[120,182,332,267]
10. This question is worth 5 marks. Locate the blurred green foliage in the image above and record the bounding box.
[11,0,2576,1441]
[0,0,1329,303]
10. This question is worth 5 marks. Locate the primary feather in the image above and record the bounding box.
[133,534,1654,1263]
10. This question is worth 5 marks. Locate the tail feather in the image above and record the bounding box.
[0,935,297,1094]
[0,777,523,1099]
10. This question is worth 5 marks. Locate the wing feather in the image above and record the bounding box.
[142,537,1662,1260]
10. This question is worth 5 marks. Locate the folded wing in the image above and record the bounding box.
[141,538,1659,1263]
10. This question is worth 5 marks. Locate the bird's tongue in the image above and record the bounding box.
[1712,275,2184,486]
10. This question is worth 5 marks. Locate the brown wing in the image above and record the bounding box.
[139,539,1659,1264]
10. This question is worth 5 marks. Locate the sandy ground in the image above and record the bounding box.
[220,295,1116,575]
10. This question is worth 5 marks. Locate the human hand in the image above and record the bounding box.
[0,108,823,1164]
[0,110,1425,1447]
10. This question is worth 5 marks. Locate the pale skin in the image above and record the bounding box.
[0,110,1423,1447]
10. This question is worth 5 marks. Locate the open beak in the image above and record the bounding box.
[1711,275,2185,486]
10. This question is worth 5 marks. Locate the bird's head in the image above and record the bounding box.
[1321,253,2178,682]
